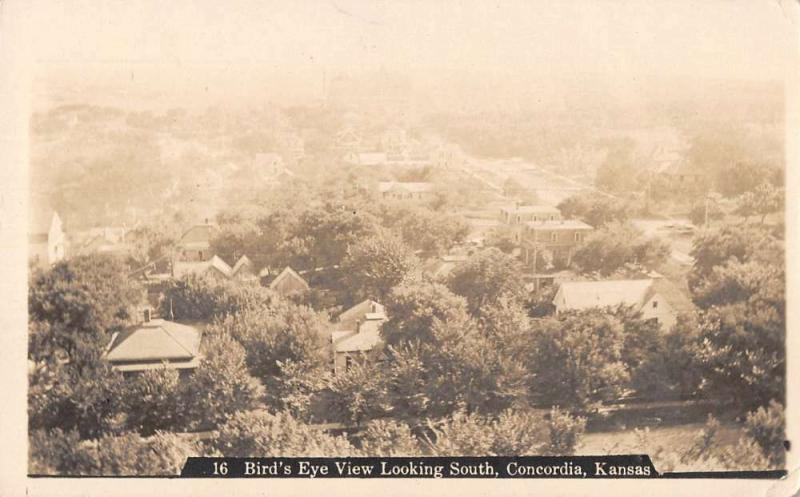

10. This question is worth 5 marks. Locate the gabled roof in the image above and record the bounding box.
[332,327,382,353]
[525,219,594,231]
[337,299,386,326]
[500,205,561,215]
[178,224,216,249]
[267,266,309,291]
[172,255,232,279]
[29,209,60,236]
[555,279,654,310]
[378,181,433,193]
[104,319,202,363]
[231,255,254,275]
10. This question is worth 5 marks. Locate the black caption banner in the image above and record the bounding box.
[181,456,661,478]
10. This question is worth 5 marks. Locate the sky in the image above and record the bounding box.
[20,0,800,109]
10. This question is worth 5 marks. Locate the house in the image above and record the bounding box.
[231,255,257,281]
[552,278,693,331]
[172,255,233,280]
[78,226,130,257]
[343,152,388,167]
[521,219,594,269]
[261,266,310,297]
[378,181,434,201]
[176,222,217,262]
[421,254,469,280]
[29,210,66,267]
[103,310,202,375]
[499,205,562,226]
[331,300,387,374]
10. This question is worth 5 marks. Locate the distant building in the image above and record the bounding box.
[176,222,217,262]
[172,255,233,280]
[78,226,130,257]
[378,181,434,201]
[103,311,202,376]
[331,299,387,374]
[421,254,469,280]
[29,210,66,267]
[343,152,388,167]
[499,205,562,226]
[521,219,593,269]
[552,278,693,331]
[261,266,310,297]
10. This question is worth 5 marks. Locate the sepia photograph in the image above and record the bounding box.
[2,0,798,491]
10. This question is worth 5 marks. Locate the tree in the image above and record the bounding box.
[160,274,276,321]
[447,248,526,314]
[208,299,329,382]
[382,280,470,346]
[180,333,261,430]
[208,410,358,457]
[572,222,669,276]
[29,429,196,476]
[688,223,781,290]
[734,182,783,223]
[557,192,630,227]
[358,419,422,456]
[426,410,547,456]
[340,231,416,303]
[118,367,182,435]
[716,162,777,198]
[529,310,630,410]
[380,204,469,256]
[28,254,144,366]
[545,407,587,455]
[325,358,390,426]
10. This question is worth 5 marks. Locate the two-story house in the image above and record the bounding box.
[330,299,387,375]
[521,219,593,270]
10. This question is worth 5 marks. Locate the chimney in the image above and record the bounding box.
[143,308,151,323]
[204,218,209,225]
[371,302,377,313]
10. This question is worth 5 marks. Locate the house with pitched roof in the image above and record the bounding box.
[231,255,257,281]
[331,299,387,374]
[172,255,233,280]
[378,181,434,201]
[176,222,217,262]
[103,311,202,375]
[29,210,66,267]
[261,266,310,297]
[552,278,694,331]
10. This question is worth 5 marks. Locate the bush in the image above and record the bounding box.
[744,401,785,468]
[29,429,196,476]
[545,407,587,455]
[207,410,357,457]
[118,367,182,435]
[180,333,261,430]
[358,419,422,456]
[426,410,546,456]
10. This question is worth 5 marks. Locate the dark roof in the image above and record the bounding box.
[104,319,202,363]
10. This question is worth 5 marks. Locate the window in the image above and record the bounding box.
[198,250,204,260]
[550,232,558,242]
[574,232,582,242]
[652,300,658,309]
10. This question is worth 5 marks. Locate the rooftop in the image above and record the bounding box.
[556,279,654,310]
[104,319,202,364]
[500,205,561,215]
[378,181,433,193]
[525,219,594,230]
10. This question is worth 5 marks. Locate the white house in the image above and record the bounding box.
[552,278,693,331]
[29,210,66,267]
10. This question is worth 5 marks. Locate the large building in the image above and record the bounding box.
[176,222,217,262]
[521,219,594,269]
[552,278,694,331]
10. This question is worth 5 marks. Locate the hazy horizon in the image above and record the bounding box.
[25,0,798,111]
